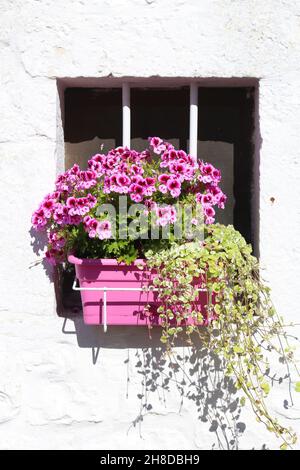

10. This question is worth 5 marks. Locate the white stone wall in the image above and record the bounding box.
[1,0,300,450]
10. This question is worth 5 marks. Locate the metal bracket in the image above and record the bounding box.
[72,278,207,333]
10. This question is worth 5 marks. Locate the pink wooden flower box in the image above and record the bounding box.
[68,255,212,327]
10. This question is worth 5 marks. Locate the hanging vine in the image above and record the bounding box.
[144,224,300,449]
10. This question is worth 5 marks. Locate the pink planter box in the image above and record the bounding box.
[68,255,212,326]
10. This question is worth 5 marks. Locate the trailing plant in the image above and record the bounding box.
[145,223,300,449]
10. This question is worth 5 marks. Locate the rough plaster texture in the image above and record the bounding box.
[1,0,300,450]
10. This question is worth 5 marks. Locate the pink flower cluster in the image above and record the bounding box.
[44,231,66,265]
[155,205,177,227]
[83,216,112,239]
[87,148,155,203]
[196,184,226,224]
[149,137,198,198]
[31,137,226,264]
[32,192,97,231]
[148,137,226,223]
[55,164,98,192]
[66,194,97,216]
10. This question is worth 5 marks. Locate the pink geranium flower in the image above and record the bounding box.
[83,215,91,230]
[42,199,55,217]
[156,205,177,226]
[131,164,144,175]
[203,163,214,175]
[199,162,222,185]
[70,164,80,175]
[117,174,131,186]
[86,194,97,207]
[149,136,166,155]
[87,218,99,238]
[76,198,89,216]
[129,184,145,203]
[167,149,177,161]
[66,197,76,208]
[45,248,64,266]
[48,232,66,249]
[201,193,213,206]
[159,184,168,194]
[31,212,47,230]
[167,178,181,198]
[143,199,157,215]
[145,177,156,186]
[69,215,82,225]
[204,206,215,224]
[45,249,58,266]
[98,220,112,240]
[149,137,162,148]
[169,161,187,175]
[217,193,227,209]
[158,174,170,184]
[212,168,221,183]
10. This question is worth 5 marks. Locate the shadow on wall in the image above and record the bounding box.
[30,229,251,450]
[63,317,247,450]
[29,226,54,280]
[28,226,256,450]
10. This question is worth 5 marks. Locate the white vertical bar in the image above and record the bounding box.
[122,83,130,148]
[189,82,198,159]
[103,289,107,333]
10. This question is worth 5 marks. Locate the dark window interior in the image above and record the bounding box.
[64,88,122,168]
[131,87,189,151]
[198,87,255,246]
[64,87,122,144]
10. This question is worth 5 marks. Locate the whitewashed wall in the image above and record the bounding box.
[0,0,300,450]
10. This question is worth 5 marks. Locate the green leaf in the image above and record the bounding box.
[261,382,270,395]
[233,345,244,354]
[240,397,246,407]
[295,382,300,392]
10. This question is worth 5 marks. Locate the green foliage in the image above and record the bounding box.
[63,199,183,264]
[145,224,299,449]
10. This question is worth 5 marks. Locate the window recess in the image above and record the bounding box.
[59,80,256,317]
